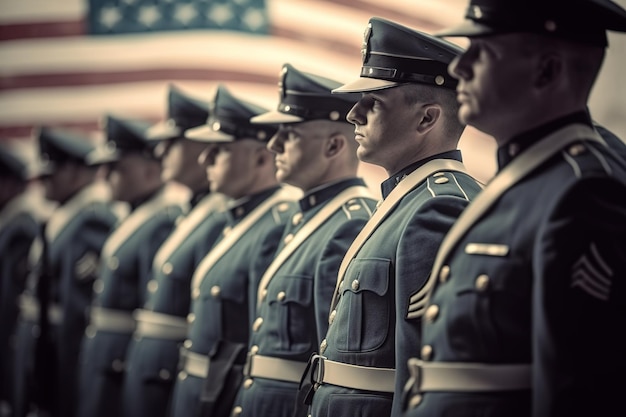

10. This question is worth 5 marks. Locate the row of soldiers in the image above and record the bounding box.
[2,1,626,417]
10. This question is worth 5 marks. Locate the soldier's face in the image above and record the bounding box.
[448,34,536,139]
[162,139,208,190]
[267,121,328,191]
[43,163,75,202]
[346,86,421,174]
[204,140,259,199]
[108,153,159,202]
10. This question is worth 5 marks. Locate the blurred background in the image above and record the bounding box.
[1,0,625,197]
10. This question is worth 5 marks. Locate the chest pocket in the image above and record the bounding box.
[267,274,313,353]
[444,252,531,359]
[333,257,391,352]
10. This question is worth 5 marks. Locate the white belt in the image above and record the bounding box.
[18,295,63,324]
[180,347,210,378]
[89,306,136,333]
[406,358,532,392]
[133,309,188,340]
[246,355,307,384]
[311,355,395,393]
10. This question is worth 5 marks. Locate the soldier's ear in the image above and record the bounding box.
[416,104,441,134]
[535,53,562,88]
[325,134,345,158]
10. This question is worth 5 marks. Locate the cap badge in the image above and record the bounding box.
[329,111,340,121]
[472,5,483,19]
[435,75,445,86]
[361,22,372,63]
[544,20,557,32]
[257,131,267,141]
[212,121,221,132]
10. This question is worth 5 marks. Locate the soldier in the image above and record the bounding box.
[77,114,189,417]
[400,1,626,416]
[226,63,378,417]
[0,141,53,417]
[167,84,300,417]
[11,128,120,417]
[121,85,229,417]
[301,17,484,417]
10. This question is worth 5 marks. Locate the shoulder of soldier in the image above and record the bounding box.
[556,140,626,181]
[270,200,299,225]
[337,196,378,220]
[425,169,484,200]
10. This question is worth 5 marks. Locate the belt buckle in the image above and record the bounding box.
[402,358,424,411]
[309,354,326,391]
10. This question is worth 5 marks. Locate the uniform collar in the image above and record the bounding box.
[227,186,281,220]
[381,150,462,199]
[299,178,366,212]
[497,111,592,170]
[190,188,211,208]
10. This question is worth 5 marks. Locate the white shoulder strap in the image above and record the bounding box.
[329,159,468,313]
[406,123,605,319]
[191,187,294,292]
[256,185,374,306]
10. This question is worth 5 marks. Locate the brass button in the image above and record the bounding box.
[292,212,303,226]
[278,203,290,212]
[183,339,192,349]
[284,234,294,245]
[159,369,171,380]
[250,345,259,355]
[187,313,195,323]
[351,280,359,291]
[261,289,268,301]
[178,371,187,380]
[232,406,243,416]
[439,265,450,283]
[211,285,221,298]
[277,291,286,301]
[162,262,173,275]
[308,195,316,206]
[435,75,445,85]
[93,279,104,294]
[243,378,253,389]
[147,280,158,293]
[252,317,263,332]
[475,274,490,291]
[108,256,119,270]
[192,288,200,299]
[408,394,422,409]
[111,359,124,372]
[568,143,586,156]
[319,339,327,354]
[434,177,449,184]
[339,280,344,290]
[328,309,337,325]
[85,325,95,338]
[348,204,361,211]
[421,345,433,361]
[425,304,439,322]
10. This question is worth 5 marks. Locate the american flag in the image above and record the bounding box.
[1,0,625,186]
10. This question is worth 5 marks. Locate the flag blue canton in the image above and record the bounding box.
[88,0,270,35]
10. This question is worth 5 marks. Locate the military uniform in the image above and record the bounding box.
[229,64,378,417]
[303,18,483,417]
[11,128,120,417]
[400,2,626,417]
[167,85,300,417]
[0,144,53,416]
[122,85,230,417]
[77,115,189,417]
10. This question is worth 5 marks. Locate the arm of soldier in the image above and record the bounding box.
[313,217,371,343]
[393,195,473,415]
[532,178,626,417]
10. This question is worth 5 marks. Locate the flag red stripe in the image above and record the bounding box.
[0,69,278,91]
[0,20,86,41]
